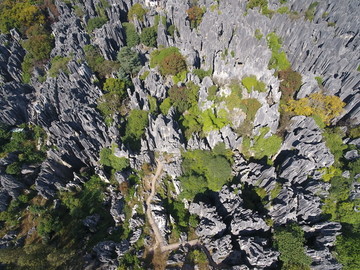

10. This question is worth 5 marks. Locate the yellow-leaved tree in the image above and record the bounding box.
[284,92,345,125]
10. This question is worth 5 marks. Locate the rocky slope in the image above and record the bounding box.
[0,0,359,269]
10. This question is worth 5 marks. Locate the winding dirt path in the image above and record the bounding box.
[146,161,199,253]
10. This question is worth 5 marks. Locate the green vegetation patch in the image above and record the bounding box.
[140,26,157,47]
[117,46,142,78]
[192,68,212,81]
[266,32,291,71]
[305,2,319,21]
[48,56,71,77]
[100,145,129,171]
[241,75,266,93]
[186,6,204,29]
[242,127,282,160]
[122,22,140,47]
[150,47,187,76]
[86,17,107,32]
[180,143,233,200]
[0,124,46,175]
[274,224,312,269]
[246,0,274,17]
[122,109,149,151]
[128,3,147,22]
[84,45,120,79]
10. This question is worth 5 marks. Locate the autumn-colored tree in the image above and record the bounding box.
[278,68,302,102]
[159,53,187,76]
[284,92,345,125]
[186,6,204,29]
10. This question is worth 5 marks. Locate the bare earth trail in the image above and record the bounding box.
[145,160,199,253]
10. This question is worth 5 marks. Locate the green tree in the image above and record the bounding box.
[274,224,312,270]
[100,147,129,171]
[140,26,157,47]
[128,3,147,22]
[86,17,107,32]
[123,110,149,150]
[123,22,140,47]
[117,46,142,77]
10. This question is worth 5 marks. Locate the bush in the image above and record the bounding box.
[266,32,291,71]
[128,3,147,22]
[241,75,266,93]
[160,98,172,115]
[284,93,345,125]
[100,146,129,171]
[274,224,312,269]
[117,46,142,77]
[336,226,360,270]
[278,68,302,102]
[140,27,157,47]
[122,22,140,47]
[305,2,319,21]
[186,6,204,29]
[103,78,126,95]
[160,53,187,76]
[22,34,53,63]
[150,47,187,76]
[180,144,233,200]
[84,45,120,78]
[169,84,197,113]
[0,0,45,33]
[255,29,263,40]
[123,110,149,150]
[86,17,107,32]
[48,56,70,77]
[97,92,124,123]
[192,68,212,81]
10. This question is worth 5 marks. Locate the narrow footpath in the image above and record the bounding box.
[145,160,199,253]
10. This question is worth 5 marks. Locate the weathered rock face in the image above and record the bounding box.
[145,114,185,155]
[0,31,25,83]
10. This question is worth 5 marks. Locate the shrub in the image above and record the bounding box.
[84,45,120,78]
[167,24,176,37]
[103,78,126,96]
[122,22,140,47]
[100,146,129,171]
[255,29,263,40]
[97,92,124,123]
[128,3,147,22]
[305,2,319,21]
[117,46,142,77]
[241,75,266,93]
[169,84,197,113]
[186,6,204,29]
[277,6,289,14]
[160,53,187,76]
[266,32,291,71]
[192,68,212,81]
[86,17,107,32]
[160,98,172,115]
[0,0,45,33]
[123,110,149,150]
[140,27,157,47]
[322,127,347,166]
[274,224,312,269]
[22,33,53,61]
[48,56,70,77]
[284,92,345,125]
[150,47,187,76]
[180,144,233,200]
[335,226,360,270]
[278,68,302,102]
[246,0,274,17]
